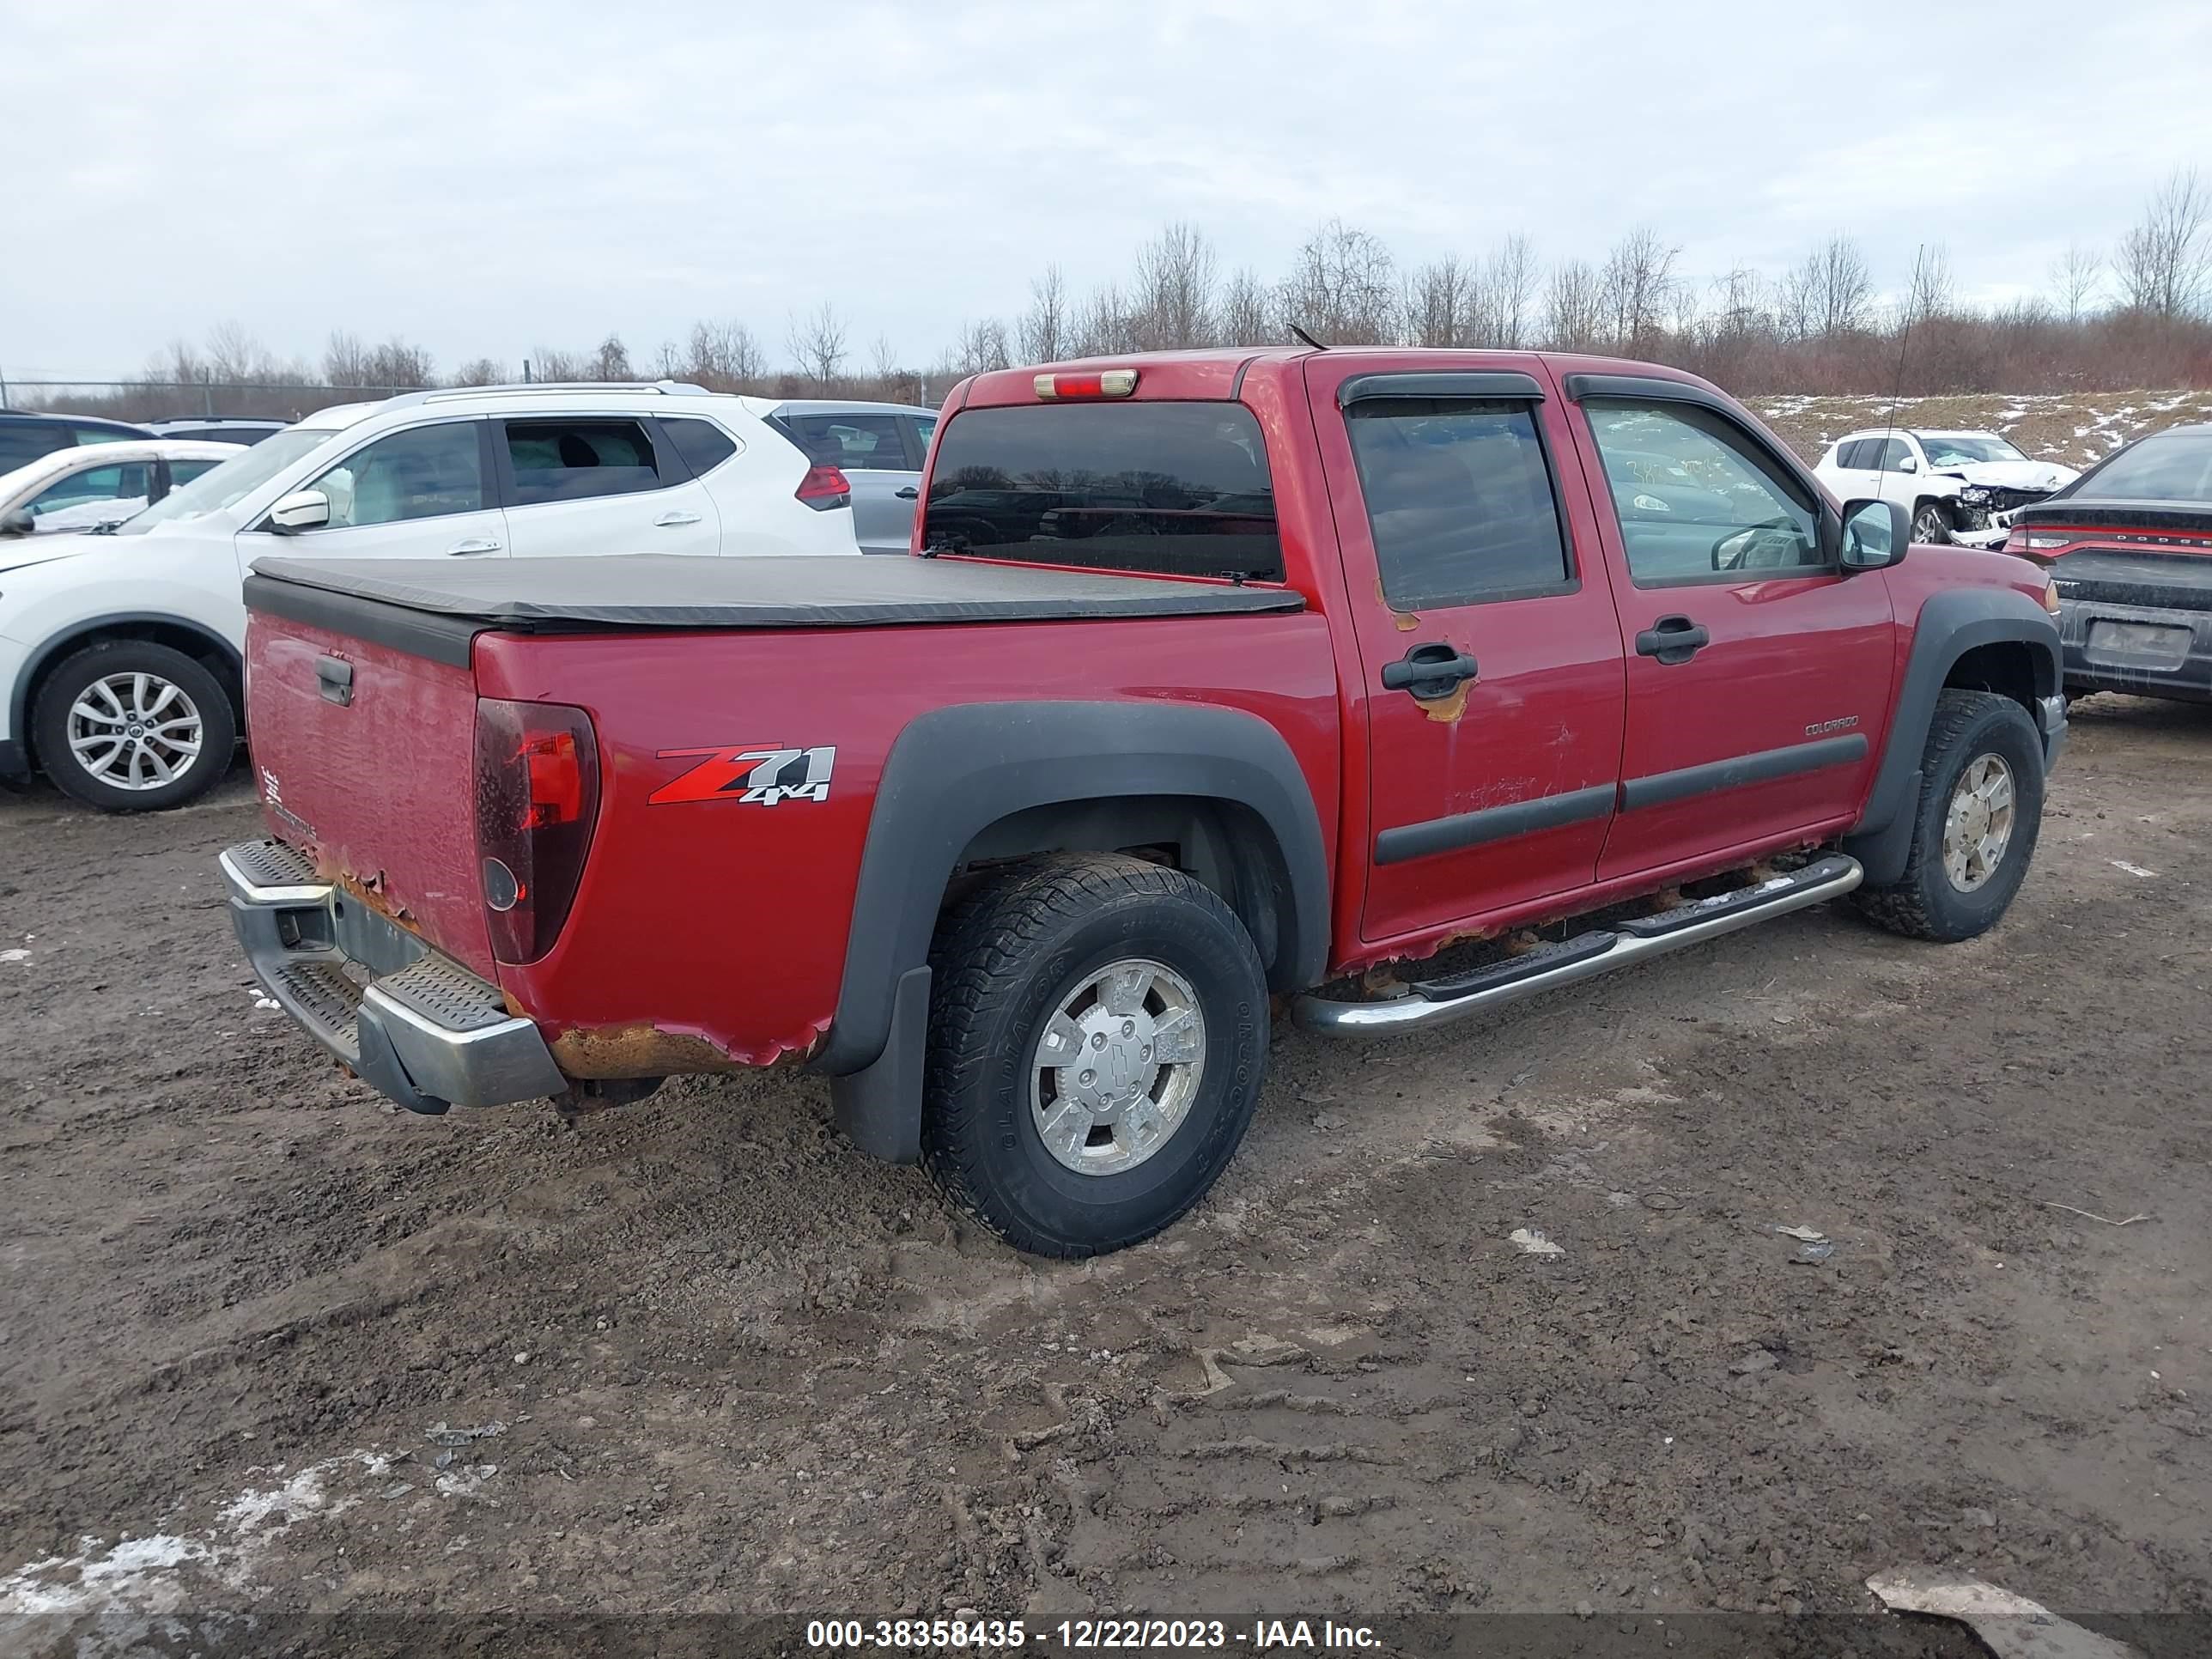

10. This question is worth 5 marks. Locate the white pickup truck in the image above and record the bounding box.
[1814,428,2078,550]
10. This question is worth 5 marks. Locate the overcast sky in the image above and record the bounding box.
[9,0,2210,385]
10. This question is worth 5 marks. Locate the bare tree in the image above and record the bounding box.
[363,338,434,388]
[1018,264,1068,363]
[1597,227,1680,353]
[1542,258,1605,350]
[1905,244,1956,323]
[1779,234,1875,340]
[2047,242,2105,324]
[868,334,899,385]
[1471,234,1539,348]
[1403,255,1474,347]
[1218,267,1273,346]
[1071,282,1132,358]
[2114,167,2212,319]
[1130,222,1218,349]
[949,318,1012,377]
[452,357,507,387]
[684,319,764,388]
[1278,219,1396,345]
[591,334,633,381]
[323,331,373,387]
[787,301,849,386]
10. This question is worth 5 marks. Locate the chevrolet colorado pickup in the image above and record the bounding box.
[223,348,2067,1257]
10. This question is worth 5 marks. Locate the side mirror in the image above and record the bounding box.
[0,507,33,538]
[267,489,330,533]
[1896,455,1918,474]
[1840,497,1911,569]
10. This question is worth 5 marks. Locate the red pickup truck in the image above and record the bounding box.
[223,349,2066,1257]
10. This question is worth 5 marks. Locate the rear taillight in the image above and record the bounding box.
[796,464,852,510]
[473,697,600,963]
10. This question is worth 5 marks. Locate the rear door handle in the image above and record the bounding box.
[654,510,703,527]
[1636,615,1710,664]
[894,486,920,500]
[446,537,501,556]
[1381,641,1480,698]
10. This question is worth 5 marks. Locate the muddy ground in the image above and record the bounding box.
[3,696,2209,1657]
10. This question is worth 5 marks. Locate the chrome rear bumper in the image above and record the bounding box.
[221,839,565,1114]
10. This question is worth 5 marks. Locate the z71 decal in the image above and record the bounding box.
[649,745,837,806]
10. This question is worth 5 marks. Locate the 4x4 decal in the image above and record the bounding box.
[649,745,836,806]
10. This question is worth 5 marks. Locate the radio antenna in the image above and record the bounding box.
[1288,323,1328,351]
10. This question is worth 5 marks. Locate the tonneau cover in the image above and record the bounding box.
[247,554,1304,629]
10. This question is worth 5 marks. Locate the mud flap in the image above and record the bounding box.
[829,965,930,1162]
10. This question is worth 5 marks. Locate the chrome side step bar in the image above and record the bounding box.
[1293,854,1863,1036]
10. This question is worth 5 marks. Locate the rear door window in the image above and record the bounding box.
[503,418,665,504]
[784,413,911,471]
[923,401,1281,580]
[0,423,71,470]
[1346,399,1571,606]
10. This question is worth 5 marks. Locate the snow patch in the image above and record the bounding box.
[0,950,27,963]
[0,1455,380,1655]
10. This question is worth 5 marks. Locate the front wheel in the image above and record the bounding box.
[921,854,1270,1258]
[1850,689,2044,941]
[32,641,236,812]
[1911,501,1954,545]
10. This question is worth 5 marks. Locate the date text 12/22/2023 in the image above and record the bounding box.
[805,1617,1385,1650]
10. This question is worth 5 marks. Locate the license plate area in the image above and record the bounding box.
[2087,617,2192,669]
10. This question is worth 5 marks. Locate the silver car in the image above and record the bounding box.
[743,398,937,554]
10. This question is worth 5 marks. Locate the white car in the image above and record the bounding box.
[0,381,859,811]
[1814,428,2079,549]
[0,440,245,537]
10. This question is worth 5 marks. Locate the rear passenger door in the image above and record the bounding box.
[494,416,720,557]
[1306,360,1629,949]
[779,411,920,553]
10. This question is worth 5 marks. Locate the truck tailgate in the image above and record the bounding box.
[246,603,495,981]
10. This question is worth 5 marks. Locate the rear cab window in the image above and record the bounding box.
[923,401,1282,581]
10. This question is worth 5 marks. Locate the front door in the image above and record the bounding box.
[1571,392,1895,881]
[1306,358,1629,950]
[234,417,511,564]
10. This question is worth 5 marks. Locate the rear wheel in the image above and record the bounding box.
[32,641,236,812]
[1911,501,1953,544]
[1851,690,2043,941]
[921,854,1269,1257]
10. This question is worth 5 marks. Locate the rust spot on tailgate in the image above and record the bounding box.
[548,1022,823,1079]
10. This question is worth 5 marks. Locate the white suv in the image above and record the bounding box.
[1813,428,2078,549]
[0,382,858,811]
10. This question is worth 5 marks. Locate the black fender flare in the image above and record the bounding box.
[815,699,1332,1161]
[8,612,245,772]
[1842,586,2060,884]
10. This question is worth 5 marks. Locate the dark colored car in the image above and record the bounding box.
[2008,423,2212,703]
[145,418,290,446]
[0,412,155,473]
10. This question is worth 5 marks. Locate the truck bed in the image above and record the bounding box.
[246,553,1305,631]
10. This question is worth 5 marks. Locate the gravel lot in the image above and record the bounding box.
[3,696,2209,1656]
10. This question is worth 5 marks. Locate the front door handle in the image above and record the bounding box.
[894,485,920,500]
[654,510,703,527]
[446,537,502,556]
[1381,641,1480,698]
[1636,615,1710,664]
